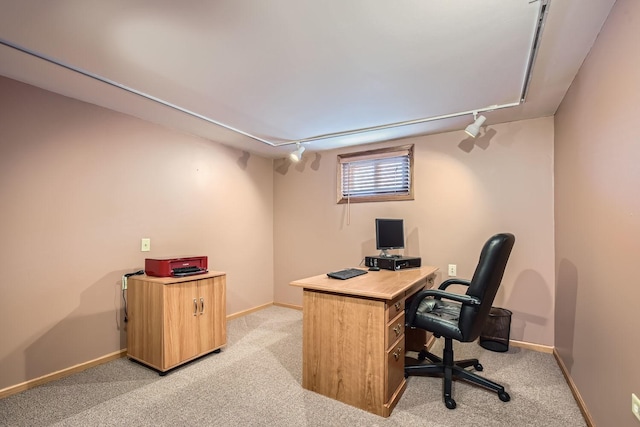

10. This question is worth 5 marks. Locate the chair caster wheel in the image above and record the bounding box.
[445,398,457,409]
[404,372,409,379]
[417,350,428,361]
[498,391,510,402]
[474,363,483,371]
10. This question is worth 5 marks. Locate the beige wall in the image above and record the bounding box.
[274,117,555,346]
[0,77,274,391]
[554,0,640,425]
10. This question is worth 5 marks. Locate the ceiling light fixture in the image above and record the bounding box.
[289,143,305,162]
[464,112,487,138]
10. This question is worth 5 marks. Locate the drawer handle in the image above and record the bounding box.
[394,302,402,311]
[393,323,403,336]
[428,276,434,284]
[393,347,403,360]
[193,298,198,316]
[200,297,205,315]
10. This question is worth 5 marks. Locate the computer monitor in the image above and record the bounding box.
[375,218,404,257]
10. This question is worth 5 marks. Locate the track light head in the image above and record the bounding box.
[289,143,305,162]
[464,112,487,138]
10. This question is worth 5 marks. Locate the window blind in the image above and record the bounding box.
[341,152,411,198]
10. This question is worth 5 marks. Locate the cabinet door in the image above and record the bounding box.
[163,281,200,369]
[197,276,226,353]
[197,278,215,353]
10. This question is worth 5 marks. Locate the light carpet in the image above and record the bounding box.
[0,305,586,426]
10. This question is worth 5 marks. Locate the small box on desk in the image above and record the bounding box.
[365,256,421,271]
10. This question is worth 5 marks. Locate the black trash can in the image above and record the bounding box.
[479,307,512,352]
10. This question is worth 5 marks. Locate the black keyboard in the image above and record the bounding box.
[327,268,368,280]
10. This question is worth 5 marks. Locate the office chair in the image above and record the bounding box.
[404,233,515,409]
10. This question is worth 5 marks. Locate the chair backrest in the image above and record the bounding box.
[458,233,515,342]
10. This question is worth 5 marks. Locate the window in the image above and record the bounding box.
[337,144,414,204]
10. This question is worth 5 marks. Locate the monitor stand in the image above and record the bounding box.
[379,250,402,258]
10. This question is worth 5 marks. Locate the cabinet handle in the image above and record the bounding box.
[393,347,403,360]
[393,323,403,336]
[193,298,198,316]
[200,297,205,315]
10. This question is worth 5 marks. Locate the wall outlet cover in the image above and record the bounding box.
[448,264,457,277]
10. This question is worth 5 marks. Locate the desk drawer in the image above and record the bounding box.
[386,294,405,322]
[405,274,435,297]
[386,313,405,349]
[386,336,405,402]
[405,281,425,298]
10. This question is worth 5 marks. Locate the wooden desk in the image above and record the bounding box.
[290,266,438,417]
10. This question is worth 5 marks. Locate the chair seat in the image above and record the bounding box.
[413,299,464,342]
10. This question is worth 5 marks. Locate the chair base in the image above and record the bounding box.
[405,338,510,409]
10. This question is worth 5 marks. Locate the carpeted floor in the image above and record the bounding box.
[0,305,586,426]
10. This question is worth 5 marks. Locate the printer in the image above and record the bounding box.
[145,256,208,277]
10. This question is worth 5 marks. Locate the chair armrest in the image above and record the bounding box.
[438,278,471,290]
[405,288,481,326]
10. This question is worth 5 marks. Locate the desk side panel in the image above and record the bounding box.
[303,290,386,416]
[212,275,227,349]
[127,279,164,370]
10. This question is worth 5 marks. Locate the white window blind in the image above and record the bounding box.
[337,145,414,203]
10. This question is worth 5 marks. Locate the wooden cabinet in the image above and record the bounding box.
[126,272,226,373]
[293,267,438,417]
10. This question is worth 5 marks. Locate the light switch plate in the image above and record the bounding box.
[141,238,151,252]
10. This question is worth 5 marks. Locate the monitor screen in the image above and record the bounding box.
[375,218,405,252]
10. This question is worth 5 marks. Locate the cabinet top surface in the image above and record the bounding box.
[129,271,226,284]
[289,266,438,300]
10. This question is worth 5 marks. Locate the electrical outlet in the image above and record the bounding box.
[141,238,151,252]
[448,264,457,277]
[632,393,640,422]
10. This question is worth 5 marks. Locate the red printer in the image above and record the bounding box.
[144,256,208,277]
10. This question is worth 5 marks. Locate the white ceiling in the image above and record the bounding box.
[0,0,616,158]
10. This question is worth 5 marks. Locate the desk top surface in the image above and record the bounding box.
[129,271,226,284]
[289,266,438,300]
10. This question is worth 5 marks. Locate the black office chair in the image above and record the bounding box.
[404,233,515,409]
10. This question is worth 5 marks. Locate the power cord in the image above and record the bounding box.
[122,270,144,323]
